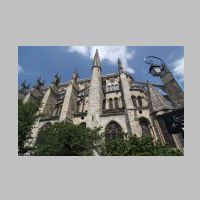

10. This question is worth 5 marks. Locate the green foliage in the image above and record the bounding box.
[33,121,183,156]
[18,100,40,155]
[18,101,182,156]
[100,134,183,156]
[33,122,102,156]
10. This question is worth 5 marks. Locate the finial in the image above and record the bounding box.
[52,73,61,86]
[21,80,30,89]
[36,75,45,88]
[92,49,101,69]
[118,58,123,70]
[72,69,79,79]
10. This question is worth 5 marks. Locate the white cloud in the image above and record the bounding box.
[68,46,135,74]
[172,57,184,78]
[68,46,89,56]
[18,65,23,73]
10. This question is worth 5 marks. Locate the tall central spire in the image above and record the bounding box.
[87,49,103,129]
[92,49,101,69]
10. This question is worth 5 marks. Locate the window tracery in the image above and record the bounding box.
[105,121,123,140]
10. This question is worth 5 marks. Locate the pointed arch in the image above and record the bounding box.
[142,96,146,106]
[114,97,119,109]
[115,84,119,90]
[138,96,143,107]
[102,99,106,110]
[139,117,151,137]
[80,122,86,128]
[109,98,113,109]
[105,121,123,140]
[76,101,80,112]
[131,95,137,108]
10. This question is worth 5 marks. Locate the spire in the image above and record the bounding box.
[148,83,174,114]
[118,58,123,71]
[92,49,101,69]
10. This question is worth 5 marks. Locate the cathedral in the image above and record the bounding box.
[19,49,184,151]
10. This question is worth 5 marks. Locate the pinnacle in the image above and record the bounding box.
[92,49,101,68]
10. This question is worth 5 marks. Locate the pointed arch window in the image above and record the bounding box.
[107,85,111,92]
[105,121,123,140]
[114,97,119,109]
[115,84,119,90]
[111,85,115,91]
[131,95,137,108]
[138,96,143,107]
[103,99,106,110]
[76,101,83,113]
[109,98,113,109]
[139,118,151,137]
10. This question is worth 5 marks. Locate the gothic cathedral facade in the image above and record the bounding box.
[19,49,184,151]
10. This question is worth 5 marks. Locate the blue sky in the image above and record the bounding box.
[18,46,184,89]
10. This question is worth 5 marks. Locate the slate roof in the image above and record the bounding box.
[148,83,174,114]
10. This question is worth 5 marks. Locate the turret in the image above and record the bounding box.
[87,49,104,128]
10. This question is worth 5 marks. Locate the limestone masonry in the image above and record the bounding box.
[19,49,184,151]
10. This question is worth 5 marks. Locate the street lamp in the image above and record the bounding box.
[144,55,184,107]
[149,64,162,76]
[144,56,169,77]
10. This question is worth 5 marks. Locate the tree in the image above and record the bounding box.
[33,122,102,156]
[100,134,183,156]
[18,100,40,155]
